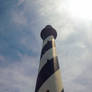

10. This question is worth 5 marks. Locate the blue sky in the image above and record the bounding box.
[0,0,92,92]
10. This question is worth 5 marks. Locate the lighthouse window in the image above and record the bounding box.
[46,90,49,92]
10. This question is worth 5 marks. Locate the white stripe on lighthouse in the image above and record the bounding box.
[43,36,53,47]
[38,47,57,73]
[38,69,64,92]
[35,56,60,92]
[39,37,57,73]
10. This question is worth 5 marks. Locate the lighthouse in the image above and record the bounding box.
[35,25,64,92]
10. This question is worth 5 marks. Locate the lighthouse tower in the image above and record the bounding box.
[35,25,64,92]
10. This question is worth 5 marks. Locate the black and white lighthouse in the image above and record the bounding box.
[35,25,64,92]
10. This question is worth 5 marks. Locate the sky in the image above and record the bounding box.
[0,0,92,92]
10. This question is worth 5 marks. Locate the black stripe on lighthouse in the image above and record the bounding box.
[35,56,59,92]
[40,40,55,59]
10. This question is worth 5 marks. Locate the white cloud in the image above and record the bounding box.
[0,54,39,92]
[17,0,24,6]
[0,56,5,62]
[11,11,27,26]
